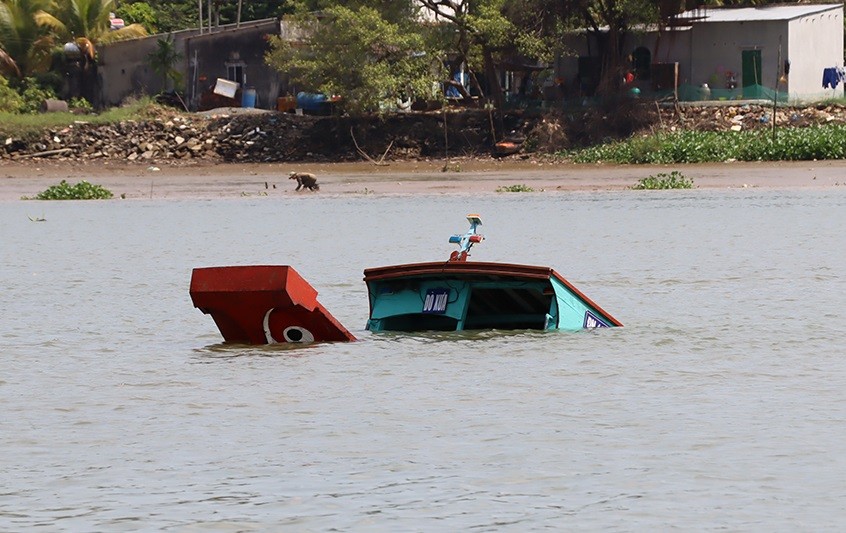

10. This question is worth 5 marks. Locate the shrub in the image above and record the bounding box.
[18,78,58,114]
[568,125,846,164]
[496,184,535,192]
[0,76,23,113]
[633,171,694,190]
[28,180,114,200]
[69,97,93,113]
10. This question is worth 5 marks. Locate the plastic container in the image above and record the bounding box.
[296,92,328,112]
[213,78,238,98]
[277,96,296,112]
[241,88,257,108]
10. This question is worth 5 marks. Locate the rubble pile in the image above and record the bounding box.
[3,103,846,163]
[210,111,495,163]
[1,115,217,162]
[661,103,846,132]
[1,109,500,163]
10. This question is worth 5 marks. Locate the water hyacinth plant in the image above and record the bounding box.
[28,180,114,200]
[633,171,694,190]
[568,124,846,164]
[496,184,535,192]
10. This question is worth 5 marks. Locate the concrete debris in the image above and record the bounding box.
[3,103,846,163]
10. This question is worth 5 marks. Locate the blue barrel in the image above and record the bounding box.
[241,88,257,108]
[296,92,328,112]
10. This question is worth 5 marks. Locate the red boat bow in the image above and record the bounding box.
[190,265,355,344]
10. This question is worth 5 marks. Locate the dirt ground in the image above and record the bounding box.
[2,157,845,201]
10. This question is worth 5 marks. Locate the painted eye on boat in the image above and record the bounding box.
[283,326,315,343]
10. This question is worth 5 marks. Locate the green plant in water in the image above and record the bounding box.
[632,171,694,190]
[496,184,535,192]
[26,179,114,200]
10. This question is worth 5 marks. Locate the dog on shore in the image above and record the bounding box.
[289,171,319,191]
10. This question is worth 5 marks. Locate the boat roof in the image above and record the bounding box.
[364,261,623,326]
[363,261,556,282]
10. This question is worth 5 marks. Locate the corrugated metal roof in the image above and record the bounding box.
[678,4,841,23]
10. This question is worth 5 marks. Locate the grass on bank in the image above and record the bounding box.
[567,124,846,164]
[0,97,171,139]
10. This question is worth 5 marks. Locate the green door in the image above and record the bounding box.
[742,49,762,99]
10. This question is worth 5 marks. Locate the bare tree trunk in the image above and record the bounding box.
[482,46,504,140]
[237,0,242,28]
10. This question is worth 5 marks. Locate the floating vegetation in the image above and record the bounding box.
[25,180,114,200]
[496,184,535,193]
[633,171,694,190]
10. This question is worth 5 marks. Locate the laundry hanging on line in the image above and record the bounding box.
[822,67,846,89]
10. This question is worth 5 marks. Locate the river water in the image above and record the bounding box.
[2,189,845,530]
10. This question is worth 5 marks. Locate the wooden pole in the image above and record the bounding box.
[772,39,781,142]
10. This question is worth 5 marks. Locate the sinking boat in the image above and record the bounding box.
[190,265,356,344]
[190,215,621,344]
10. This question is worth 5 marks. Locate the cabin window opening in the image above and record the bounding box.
[464,287,551,330]
[226,63,245,85]
[380,313,458,332]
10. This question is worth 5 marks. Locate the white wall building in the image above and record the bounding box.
[557,4,844,102]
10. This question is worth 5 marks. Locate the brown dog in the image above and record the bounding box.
[289,171,319,191]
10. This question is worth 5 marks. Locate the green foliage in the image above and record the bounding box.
[145,0,194,33]
[632,171,693,190]
[569,125,846,164]
[17,76,57,114]
[496,184,535,192]
[117,1,159,33]
[36,0,148,54]
[69,96,93,112]
[0,0,55,77]
[0,95,162,137]
[290,0,417,24]
[267,6,438,115]
[148,35,183,91]
[29,179,114,200]
[0,75,23,112]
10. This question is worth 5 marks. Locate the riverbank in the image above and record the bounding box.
[2,158,845,201]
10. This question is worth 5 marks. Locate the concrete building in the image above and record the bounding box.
[98,18,289,110]
[557,4,844,102]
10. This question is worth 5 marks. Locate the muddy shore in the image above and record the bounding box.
[2,158,845,201]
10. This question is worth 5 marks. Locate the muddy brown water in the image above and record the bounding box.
[2,189,845,529]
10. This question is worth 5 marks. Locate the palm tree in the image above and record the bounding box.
[35,0,147,61]
[148,34,182,92]
[0,0,54,78]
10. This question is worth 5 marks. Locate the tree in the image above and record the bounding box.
[117,1,159,34]
[35,0,148,62]
[418,0,553,112]
[576,0,658,95]
[0,0,55,78]
[148,34,182,91]
[266,5,439,115]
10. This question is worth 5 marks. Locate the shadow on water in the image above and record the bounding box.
[191,341,324,360]
[190,327,604,360]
